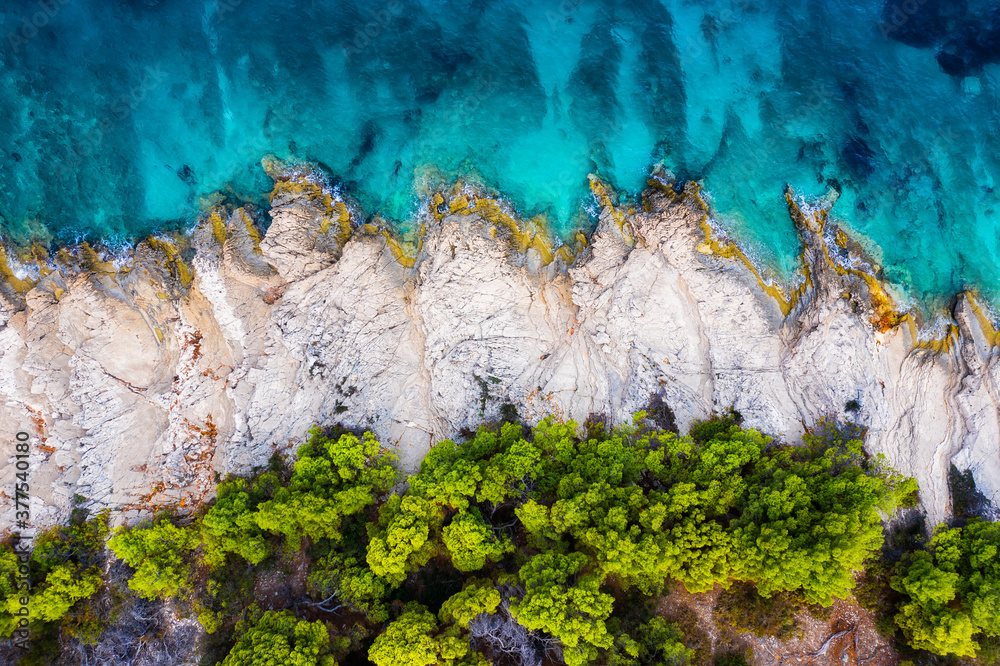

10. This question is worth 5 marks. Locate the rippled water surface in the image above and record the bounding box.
[2,0,1000,304]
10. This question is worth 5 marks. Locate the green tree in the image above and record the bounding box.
[732,425,917,605]
[892,520,1000,657]
[476,436,541,505]
[254,429,397,547]
[221,608,338,666]
[409,424,540,511]
[518,424,753,594]
[0,512,109,640]
[366,495,438,585]
[107,517,199,601]
[439,579,502,628]
[410,439,483,511]
[12,563,101,623]
[30,509,109,575]
[510,551,614,666]
[0,415,929,664]
[200,472,278,568]
[0,546,23,638]
[308,553,393,622]
[368,603,486,666]
[441,509,512,572]
[396,424,540,584]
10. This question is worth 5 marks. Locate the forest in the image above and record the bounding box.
[2,410,998,665]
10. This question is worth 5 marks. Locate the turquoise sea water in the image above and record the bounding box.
[1,0,1000,306]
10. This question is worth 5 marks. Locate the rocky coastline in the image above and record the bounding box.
[1,159,998,533]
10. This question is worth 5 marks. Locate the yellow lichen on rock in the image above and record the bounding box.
[691,186,806,317]
[555,231,588,264]
[208,210,228,245]
[589,175,635,246]
[317,200,355,249]
[382,231,420,268]
[644,175,679,202]
[146,236,193,288]
[25,242,52,280]
[260,154,285,179]
[271,177,331,209]
[0,244,42,294]
[73,243,120,275]
[965,291,1000,346]
[904,315,958,353]
[478,198,554,261]
[481,199,564,264]
[429,192,446,221]
[360,220,423,268]
[429,182,581,266]
[266,166,355,248]
[230,208,261,247]
[785,193,902,333]
[834,228,850,249]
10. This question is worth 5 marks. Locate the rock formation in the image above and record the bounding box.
[1,162,997,533]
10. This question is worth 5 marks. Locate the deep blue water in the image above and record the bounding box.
[2,0,1000,306]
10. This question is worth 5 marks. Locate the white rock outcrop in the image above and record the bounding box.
[1,177,997,533]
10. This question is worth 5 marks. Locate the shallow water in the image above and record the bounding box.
[1,0,999,306]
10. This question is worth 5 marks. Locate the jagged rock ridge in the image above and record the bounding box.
[0,167,997,532]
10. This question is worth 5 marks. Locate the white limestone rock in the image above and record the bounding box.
[0,183,997,534]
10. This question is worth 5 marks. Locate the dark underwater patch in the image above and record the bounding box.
[842,135,877,179]
[880,0,947,48]
[633,0,687,167]
[881,0,1000,76]
[176,164,196,186]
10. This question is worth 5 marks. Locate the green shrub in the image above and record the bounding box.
[6,413,922,666]
[0,512,108,640]
[439,579,501,629]
[14,563,101,623]
[606,616,693,665]
[366,494,437,585]
[714,581,803,641]
[441,509,512,572]
[687,411,742,444]
[308,553,393,623]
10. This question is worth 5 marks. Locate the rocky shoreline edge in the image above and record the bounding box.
[1,157,997,533]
